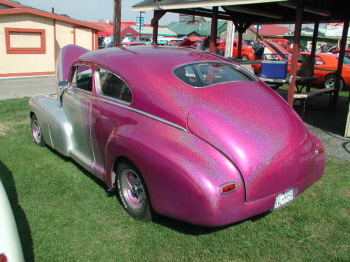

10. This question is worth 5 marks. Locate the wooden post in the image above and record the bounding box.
[225,21,235,57]
[210,6,218,54]
[310,19,319,78]
[151,10,166,46]
[287,0,304,106]
[333,17,349,107]
[234,23,252,59]
[113,0,121,47]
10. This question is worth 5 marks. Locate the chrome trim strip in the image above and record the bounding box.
[94,97,188,132]
[95,68,134,105]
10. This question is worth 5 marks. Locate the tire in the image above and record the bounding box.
[31,115,45,147]
[324,74,343,90]
[241,55,249,60]
[116,161,153,221]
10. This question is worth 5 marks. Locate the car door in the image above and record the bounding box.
[63,63,95,171]
[89,68,133,179]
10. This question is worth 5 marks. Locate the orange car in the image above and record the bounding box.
[251,41,350,90]
[217,40,255,60]
[297,52,350,90]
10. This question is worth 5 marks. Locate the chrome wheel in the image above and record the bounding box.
[324,74,343,90]
[116,161,153,221]
[242,55,249,60]
[120,169,146,211]
[31,115,45,146]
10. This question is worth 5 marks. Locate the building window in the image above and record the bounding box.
[5,28,46,54]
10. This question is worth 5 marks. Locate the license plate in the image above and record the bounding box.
[274,188,295,210]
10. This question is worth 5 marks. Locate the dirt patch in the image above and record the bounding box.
[0,118,30,136]
[0,122,10,136]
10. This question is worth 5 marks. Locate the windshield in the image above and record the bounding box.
[174,63,255,87]
[264,41,290,60]
[337,56,350,65]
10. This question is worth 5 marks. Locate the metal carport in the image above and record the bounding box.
[133,0,350,137]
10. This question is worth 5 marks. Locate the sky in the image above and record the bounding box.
[18,0,179,25]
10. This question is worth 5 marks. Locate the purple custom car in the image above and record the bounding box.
[29,45,326,226]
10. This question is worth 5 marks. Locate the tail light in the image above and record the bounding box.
[315,147,325,156]
[220,183,236,194]
[0,253,8,262]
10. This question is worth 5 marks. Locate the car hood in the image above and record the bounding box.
[188,81,316,202]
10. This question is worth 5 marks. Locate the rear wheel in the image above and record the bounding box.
[31,115,45,147]
[241,55,249,60]
[324,74,343,90]
[116,161,153,221]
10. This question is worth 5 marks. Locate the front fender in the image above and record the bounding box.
[104,118,245,226]
[29,95,72,156]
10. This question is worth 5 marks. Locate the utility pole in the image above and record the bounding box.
[113,0,121,47]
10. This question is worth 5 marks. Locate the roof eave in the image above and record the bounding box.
[0,8,103,31]
[133,0,287,11]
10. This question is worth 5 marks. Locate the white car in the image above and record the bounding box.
[0,180,24,262]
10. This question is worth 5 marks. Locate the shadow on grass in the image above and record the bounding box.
[151,211,271,235]
[0,160,34,262]
[47,148,273,235]
[46,147,109,191]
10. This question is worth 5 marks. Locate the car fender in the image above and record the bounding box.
[29,95,72,156]
[0,181,25,262]
[104,119,245,225]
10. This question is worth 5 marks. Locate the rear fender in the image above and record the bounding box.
[104,119,245,224]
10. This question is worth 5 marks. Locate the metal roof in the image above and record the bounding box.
[133,0,286,11]
[133,0,350,24]
[167,20,226,36]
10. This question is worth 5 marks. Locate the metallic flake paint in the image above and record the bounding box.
[29,45,326,226]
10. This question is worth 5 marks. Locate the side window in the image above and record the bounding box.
[71,65,93,92]
[98,68,132,103]
[315,56,325,65]
[297,55,305,63]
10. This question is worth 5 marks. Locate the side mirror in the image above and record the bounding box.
[58,81,68,105]
[58,81,68,93]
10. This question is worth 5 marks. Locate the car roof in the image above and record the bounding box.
[299,52,338,59]
[78,46,228,75]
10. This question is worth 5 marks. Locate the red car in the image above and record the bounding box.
[121,42,146,47]
[333,49,350,59]
[217,40,255,60]
[271,38,292,53]
[251,40,292,75]
[177,37,204,49]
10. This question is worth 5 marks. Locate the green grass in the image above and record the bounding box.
[1,98,349,262]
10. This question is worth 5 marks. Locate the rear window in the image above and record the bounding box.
[174,63,254,87]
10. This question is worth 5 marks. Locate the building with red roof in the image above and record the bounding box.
[0,0,103,77]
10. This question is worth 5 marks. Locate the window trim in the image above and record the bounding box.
[173,62,257,88]
[5,27,46,54]
[70,64,93,93]
[96,67,133,104]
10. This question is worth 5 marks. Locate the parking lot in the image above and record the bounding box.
[0,75,56,100]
